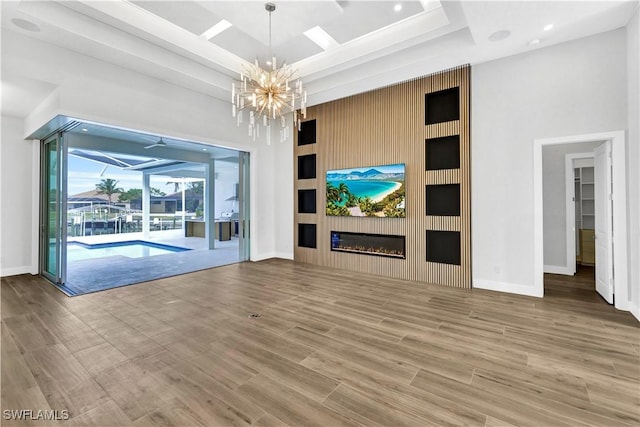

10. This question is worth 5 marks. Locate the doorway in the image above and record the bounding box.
[567,153,595,274]
[533,131,629,311]
[39,121,251,295]
[544,149,598,301]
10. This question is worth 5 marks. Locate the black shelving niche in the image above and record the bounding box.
[426,184,460,216]
[426,135,460,170]
[426,230,461,265]
[298,154,316,179]
[298,223,317,248]
[298,189,317,214]
[425,87,460,125]
[297,119,317,146]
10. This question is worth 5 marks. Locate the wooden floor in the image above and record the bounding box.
[545,264,602,303]
[2,259,638,426]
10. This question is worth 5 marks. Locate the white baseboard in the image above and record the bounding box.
[273,252,294,260]
[251,252,275,262]
[0,266,33,277]
[252,251,294,262]
[474,279,543,298]
[544,264,574,275]
[631,303,640,323]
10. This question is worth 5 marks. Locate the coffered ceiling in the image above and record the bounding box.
[1,0,638,119]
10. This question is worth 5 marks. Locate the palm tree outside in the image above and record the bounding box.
[188,181,203,195]
[95,178,123,204]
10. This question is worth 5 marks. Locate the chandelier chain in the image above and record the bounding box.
[268,6,272,60]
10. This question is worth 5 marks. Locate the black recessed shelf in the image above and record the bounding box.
[426,135,460,170]
[297,119,317,146]
[298,223,317,248]
[426,230,461,265]
[331,231,405,259]
[298,154,316,179]
[425,87,460,125]
[298,189,316,214]
[426,184,460,216]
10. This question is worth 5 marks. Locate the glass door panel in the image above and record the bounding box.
[43,138,58,277]
[238,151,250,261]
[41,133,67,284]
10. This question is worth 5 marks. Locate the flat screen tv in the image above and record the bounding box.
[326,163,405,217]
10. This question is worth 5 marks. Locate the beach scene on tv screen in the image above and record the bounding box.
[326,163,405,217]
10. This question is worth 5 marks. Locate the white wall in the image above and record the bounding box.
[627,6,640,320]
[542,141,601,272]
[0,30,295,274]
[0,117,37,276]
[472,29,628,296]
[273,136,294,259]
[214,165,238,219]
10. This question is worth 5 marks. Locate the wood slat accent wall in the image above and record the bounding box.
[294,65,471,288]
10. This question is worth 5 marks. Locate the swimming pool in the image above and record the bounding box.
[67,240,191,262]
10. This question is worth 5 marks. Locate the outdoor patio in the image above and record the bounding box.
[63,229,240,296]
[68,228,209,250]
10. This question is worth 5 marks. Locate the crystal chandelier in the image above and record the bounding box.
[231,2,307,145]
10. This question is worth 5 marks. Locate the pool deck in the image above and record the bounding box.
[63,229,240,296]
[68,228,209,250]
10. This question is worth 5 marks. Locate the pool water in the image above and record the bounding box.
[67,240,190,262]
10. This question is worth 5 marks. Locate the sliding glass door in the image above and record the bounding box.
[40,133,67,284]
[238,151,251,261]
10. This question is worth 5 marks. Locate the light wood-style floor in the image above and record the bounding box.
[2,259,639,426]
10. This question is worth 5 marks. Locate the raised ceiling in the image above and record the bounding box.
[131,1,430,65]
[1,0,638,118]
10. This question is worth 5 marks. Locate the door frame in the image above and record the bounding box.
[39,132,68,285]
[564,152,594,276]
[534,130,628,311]
[238,151,251,262]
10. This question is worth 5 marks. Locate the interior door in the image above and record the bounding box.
[594,141,613,304]
[40,133,68,284]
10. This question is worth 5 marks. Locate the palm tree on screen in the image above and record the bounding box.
[337,182,349,202]
[326,182,340,203]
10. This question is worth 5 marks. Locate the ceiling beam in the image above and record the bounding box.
[65,132,211,164]
[138,163,204,176]
[151,170,205,180]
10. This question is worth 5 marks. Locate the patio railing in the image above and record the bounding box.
[67,213,197,237]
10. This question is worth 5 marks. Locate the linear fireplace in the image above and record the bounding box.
[330,231,405,259]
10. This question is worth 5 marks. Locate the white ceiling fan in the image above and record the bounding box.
[144,137,168,149]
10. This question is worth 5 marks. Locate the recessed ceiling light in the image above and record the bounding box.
[394,4,403,12]
[202,148,207,151]
[82,128,89,132]
[201,19,232,40]
[529,39,541,46]
[544,23,554,31]
[11,18,40,32]
[488,30,511,42]
[303,26,339,51]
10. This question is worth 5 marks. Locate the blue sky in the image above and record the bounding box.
[68,155,177,196]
